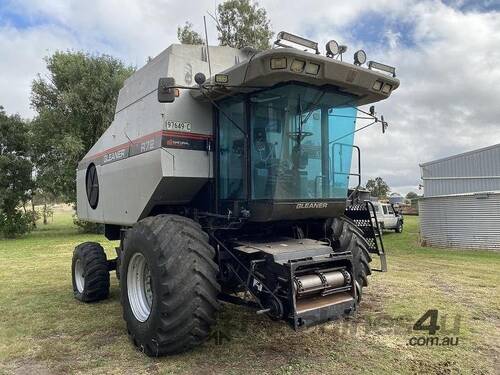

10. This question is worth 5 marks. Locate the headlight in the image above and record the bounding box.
[290,59,306,73]
[270,57,287,69]
[214,74,229,85]
[372,81,383,91]
[382,83,392,94]
[305,62,320,75]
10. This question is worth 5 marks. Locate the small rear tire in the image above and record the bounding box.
[72,242,110,302]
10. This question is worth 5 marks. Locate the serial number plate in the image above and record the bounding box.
[165,120,191,132]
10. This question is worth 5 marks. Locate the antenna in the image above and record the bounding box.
[203,16,212,78]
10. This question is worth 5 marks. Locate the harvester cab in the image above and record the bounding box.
[73,32,399,355]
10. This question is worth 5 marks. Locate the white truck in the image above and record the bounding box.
[371,202,403,233]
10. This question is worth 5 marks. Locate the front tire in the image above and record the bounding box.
[328,217,372,301]
[72,242,110,302]
[120,215,220,356]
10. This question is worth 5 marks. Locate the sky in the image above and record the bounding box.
[1,0,500,195]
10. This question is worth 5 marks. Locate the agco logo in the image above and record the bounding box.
[295,202,329,209]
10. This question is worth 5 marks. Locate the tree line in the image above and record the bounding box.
[0,0,272,238]
[365,177,420,201]
[0,53,135,237]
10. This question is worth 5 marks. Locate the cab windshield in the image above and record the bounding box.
[218,83,357,201]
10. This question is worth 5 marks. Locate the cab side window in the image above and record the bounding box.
[388,206,394,214]
[382,205,388,215]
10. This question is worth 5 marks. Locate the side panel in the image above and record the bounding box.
[77,146,215,225]
[77,45,247,224]
[99,149,164,225]
[77,150,164,226]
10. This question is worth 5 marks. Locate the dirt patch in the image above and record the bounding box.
[7,359,52,375]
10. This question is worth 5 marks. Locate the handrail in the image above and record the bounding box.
[331,142,361,201]
[364,200,387,272]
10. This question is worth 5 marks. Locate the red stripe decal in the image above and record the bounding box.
[82,129,212,161]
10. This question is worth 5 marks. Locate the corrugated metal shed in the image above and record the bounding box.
[420,143,500,197]
[419,144,500,250]
[419,192,500,249]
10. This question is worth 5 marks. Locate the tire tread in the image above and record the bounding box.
[122,214,220,356]
[72,242,110,302]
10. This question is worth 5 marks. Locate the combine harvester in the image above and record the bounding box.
[73,32,399,356]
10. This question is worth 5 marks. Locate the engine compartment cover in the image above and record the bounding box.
[234,237,333,263]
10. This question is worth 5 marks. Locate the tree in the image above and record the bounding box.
[214,0,273,50]
[177,22,204,45]
[406,191,419,200]
[366,177,390,199]
[0,106,36,237]
[30,51,134,204]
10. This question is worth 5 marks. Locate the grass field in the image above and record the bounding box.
[0,211,499,375]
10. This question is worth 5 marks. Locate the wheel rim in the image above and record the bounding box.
[127,253,153,322]
[74,259,85,293]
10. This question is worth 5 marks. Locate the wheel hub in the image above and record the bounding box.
[74,259,85,293]
[127,253,153,322]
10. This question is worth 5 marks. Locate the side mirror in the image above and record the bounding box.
[158,77,176,103]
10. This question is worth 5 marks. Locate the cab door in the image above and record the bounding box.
[217,98,247,211]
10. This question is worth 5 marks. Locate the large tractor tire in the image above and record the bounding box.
[327,217,372,300]
[72,242,110,302]
[120,215,220,356]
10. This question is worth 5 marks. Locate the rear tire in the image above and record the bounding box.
[328,217,372,301]
[72,242,110,302]
[120,215,220,356]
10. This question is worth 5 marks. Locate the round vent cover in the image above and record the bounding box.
[85,163,99,209]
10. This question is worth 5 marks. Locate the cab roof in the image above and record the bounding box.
[192,48,400,106]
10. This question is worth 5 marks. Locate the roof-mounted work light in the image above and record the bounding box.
[354,50,367,65]
[325,40,339,57]
[275,31,319,54]
[326,40,347,60]
[368,61,396,77]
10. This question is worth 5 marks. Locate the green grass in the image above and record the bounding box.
[0,211,499,374]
